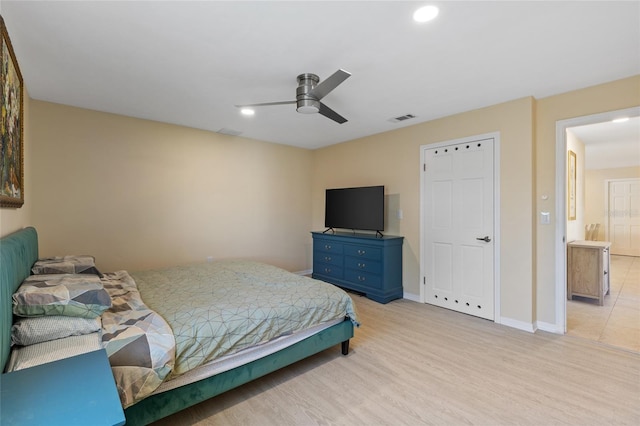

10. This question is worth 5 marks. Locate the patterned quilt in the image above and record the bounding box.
[100,271,175,408]
[131,260,359,379]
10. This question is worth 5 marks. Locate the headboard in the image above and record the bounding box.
[0,227,38,372]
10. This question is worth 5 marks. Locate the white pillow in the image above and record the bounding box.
[5,333,102,372]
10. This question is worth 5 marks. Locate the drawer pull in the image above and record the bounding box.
[324,268,332,273]
[325,244,332,250]
[358,276,366,282]
[325,256,332,262]
[358,263,366,269]
[357,249,366,256]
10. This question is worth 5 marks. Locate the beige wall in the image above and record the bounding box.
[27,101,314,273]
[313,97,536,326]
[585,166,640,241]
[5,72,638,332]
[0,88,32,236]
[535,75,640,326]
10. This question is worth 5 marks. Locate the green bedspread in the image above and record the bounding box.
[132,260,359,379]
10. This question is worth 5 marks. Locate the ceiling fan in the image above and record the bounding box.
[236,69,351,124]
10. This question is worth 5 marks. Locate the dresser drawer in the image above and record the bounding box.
[344,269,382,288]
[315,262,343,280]
[344,244,381,261]
[315,250,342,265]
[344,256,382,274]
[314,240,344,255]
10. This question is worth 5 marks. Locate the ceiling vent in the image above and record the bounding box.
[389,114,416,123]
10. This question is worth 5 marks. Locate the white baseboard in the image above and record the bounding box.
[400,295,558,336]
[536,321,564,334]
[397,295,561,336]
[403,292,421,302]
[311,282,548,336]
[498,316,536,333]
[295,269,313,276]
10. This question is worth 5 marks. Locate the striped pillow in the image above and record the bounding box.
[11,316,101,346]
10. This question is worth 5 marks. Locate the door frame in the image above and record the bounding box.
[554,106,640,333]
[420,132,501,323]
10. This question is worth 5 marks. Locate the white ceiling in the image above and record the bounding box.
[570,117,640,170]
[2,1,639,150]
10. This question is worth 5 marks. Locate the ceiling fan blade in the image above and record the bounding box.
[318,102,348,124]
[308,69,351,100]
[235,101,295,108]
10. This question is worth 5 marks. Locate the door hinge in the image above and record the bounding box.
[423,276,426,285]
[423,163,426,172]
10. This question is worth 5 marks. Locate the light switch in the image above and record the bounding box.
[540,211,550,224]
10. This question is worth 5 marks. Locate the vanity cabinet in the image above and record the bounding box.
[567,240,611,305]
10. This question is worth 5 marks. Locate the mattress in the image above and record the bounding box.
[131,260,359,379]
[152,317,343,394]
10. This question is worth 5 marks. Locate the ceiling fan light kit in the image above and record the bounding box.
[236,69,351,124]
[296,101,320,114]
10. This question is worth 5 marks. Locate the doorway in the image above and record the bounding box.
[420,133,500,321]
[554,106,640,337]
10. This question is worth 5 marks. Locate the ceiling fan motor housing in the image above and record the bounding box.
[296,73,320,114]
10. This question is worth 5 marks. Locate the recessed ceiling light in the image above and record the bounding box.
[240,108,255,116]
[413,5,439,23]
[612,117,630,123]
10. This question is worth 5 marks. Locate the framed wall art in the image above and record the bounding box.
[0,16,24,208]
[567,150,576,221]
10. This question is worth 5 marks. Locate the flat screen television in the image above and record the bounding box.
[324,185,384,233]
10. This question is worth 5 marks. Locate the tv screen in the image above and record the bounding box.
[325,185,384,232]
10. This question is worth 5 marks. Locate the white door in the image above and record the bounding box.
[423,138,495,320]
[607,178,640,256]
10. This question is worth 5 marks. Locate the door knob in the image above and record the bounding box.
[476,236,492,242]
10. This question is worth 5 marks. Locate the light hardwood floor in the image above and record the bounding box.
[154,294,640,425]
[567,255,640,352]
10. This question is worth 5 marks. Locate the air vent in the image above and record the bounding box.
[389,114,416,123]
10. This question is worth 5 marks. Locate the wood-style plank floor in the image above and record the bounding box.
[153,295,640,425]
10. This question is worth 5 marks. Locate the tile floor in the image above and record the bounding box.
[567,255,640,352]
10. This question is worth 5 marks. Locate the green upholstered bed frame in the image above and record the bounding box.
[125,320,353,425]
[0,227,354,425]
[0,227,38,373]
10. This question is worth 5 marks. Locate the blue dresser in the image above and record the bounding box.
[312,232,403,303]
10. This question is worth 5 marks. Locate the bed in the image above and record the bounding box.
[0,227,357,425]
